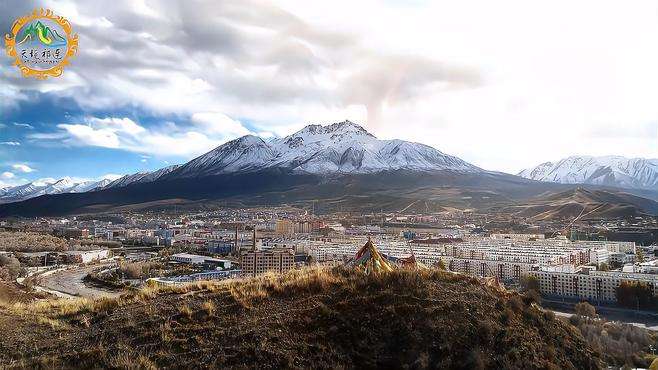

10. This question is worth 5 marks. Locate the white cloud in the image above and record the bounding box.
[58,124,121,148]
[32,178,57,186]
[12,164,35,173]
[13,123,34,129]
[47,116,242,158]
[1,172,15,179]
[191,112,251,137]
[0,141,20,146]
[3,0,658,173]
[0,179,23,189]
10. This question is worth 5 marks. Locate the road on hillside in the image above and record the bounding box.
[543,298,658,332]
[35,263,122,299]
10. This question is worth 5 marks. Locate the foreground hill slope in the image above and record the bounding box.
[0,268,600,369]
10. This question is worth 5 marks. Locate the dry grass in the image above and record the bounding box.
[178,304,193,318]
[36,316,69,331]
[111,352,157,370]
[201,300,215,316]
[0,265,604,369]
[3,266,474,319]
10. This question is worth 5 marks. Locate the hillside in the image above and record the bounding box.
[503,188,658,220]
[0,267,601,368]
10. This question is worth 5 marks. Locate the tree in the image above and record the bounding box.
[521,275,540,293]
[598,262,609,271]
[616,281,657,310]
[525,289,542,305]
[636,249,645,263]
[436,258,446,270]
[0,255,22,280]
[574,301,597,318]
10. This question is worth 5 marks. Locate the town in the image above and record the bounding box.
[1,207,656,318]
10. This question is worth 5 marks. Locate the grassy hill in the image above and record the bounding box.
[0,267,601,369]
[504,188,658,220]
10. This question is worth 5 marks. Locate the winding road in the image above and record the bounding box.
[34,263,122,299]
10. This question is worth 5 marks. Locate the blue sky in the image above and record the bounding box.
[1,0,657,188]
[1,91,190,182]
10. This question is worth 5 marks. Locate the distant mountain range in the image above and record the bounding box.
[0,121,656,218]
[0,178,111,204]
[0,121,480,203]
[518,155,658,190]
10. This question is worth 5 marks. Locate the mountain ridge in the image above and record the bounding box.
[0,177,111,204]
[518,155,658,190]
[0,122,656,217]
[167,120,481,178]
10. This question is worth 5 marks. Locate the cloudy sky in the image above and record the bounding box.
[1,0,657,187]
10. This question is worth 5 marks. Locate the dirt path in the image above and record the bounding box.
[35,263,122,299]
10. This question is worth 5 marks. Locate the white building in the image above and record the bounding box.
[64,249,110,263]
[170,253,232,268]
[529,269,658,303]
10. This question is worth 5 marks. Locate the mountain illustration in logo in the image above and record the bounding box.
[17,21,67,48]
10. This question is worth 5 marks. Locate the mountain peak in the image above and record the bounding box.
[235,134,266,144]
[292,120,375,139]
[173,119,479,176]
[326,120,372,134]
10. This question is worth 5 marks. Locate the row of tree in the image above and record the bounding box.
[0,231,68,252]
[616,281,658,310]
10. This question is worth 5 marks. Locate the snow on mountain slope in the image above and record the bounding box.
[173,136,275,177]
[518,155,658,190]
[0,177,115,203]
[173,120,481,177]
[0,121,480,204]
[102,165,181,189]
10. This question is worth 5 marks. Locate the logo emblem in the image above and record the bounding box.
[4,9,78,79]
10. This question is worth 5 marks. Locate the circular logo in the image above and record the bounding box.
[4,9,78,79]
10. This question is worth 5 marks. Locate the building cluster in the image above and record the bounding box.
[302,233,656,304]
[15,249,110,267]
[2,207,656,306]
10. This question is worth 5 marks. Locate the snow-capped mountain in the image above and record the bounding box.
[0,177,112,204]
[173,120,480,177]
[518,155,658,190]
[0,165,183,204]
[101,165,181,190]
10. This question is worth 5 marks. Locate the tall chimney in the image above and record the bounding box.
[234,225,239,254]
[252,227,256,251]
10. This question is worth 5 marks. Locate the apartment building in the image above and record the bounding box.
[441,256,534,281]
[529,269,658,303]
[240,248,295,276]
[490,233,545,240]
[275,220,295,235]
